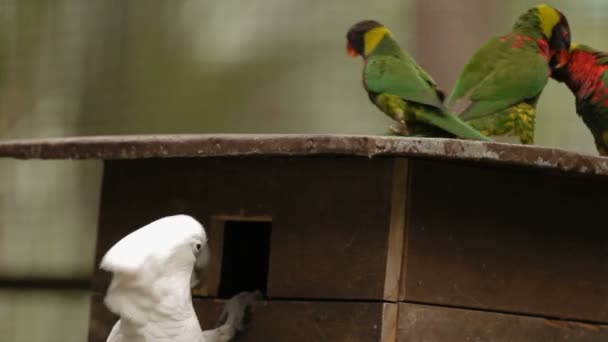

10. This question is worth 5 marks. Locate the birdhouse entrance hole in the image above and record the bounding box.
[218,219,272,299]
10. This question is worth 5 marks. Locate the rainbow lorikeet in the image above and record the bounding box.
[446,4,571,144]
[346,20,490,141]
[552,44,608,156]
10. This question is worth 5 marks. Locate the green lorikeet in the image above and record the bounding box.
[552,44,608,156]
[446,4,571,144]
[346,20,490,141]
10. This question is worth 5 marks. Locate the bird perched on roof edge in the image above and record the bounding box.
[446,3,571,144]
[346,20,491,141]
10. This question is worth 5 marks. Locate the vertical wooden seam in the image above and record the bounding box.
[398,159,412,302]
[383,158,408,342]
[380,302,399,342]
[383,158,408,301]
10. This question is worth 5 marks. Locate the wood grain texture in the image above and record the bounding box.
[0,134,606,179]
[89,294,386,342]
[380,302,398,342]
[398,302,608,341]
[403,159,608,322]
[93,157,394,300]
[383,158,408,301]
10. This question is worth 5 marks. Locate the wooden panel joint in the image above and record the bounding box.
[384,158,408,301]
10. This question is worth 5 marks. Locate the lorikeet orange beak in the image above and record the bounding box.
[556,48,569,69]
[547,10,571,70]
[347,41,358,57]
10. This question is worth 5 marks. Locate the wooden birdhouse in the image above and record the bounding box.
[2,135,608,341]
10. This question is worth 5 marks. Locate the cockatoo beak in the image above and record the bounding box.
[190,244,210,288]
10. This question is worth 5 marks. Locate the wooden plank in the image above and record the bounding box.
[89,294,386,342]
[380,303,398,342]
[397,302,608,341]
[93,157,394,300]
[383,158,408,301]
[403,159,608,322]
[1,135,607,180]
[264,157,393,299]
[239,300,386,342]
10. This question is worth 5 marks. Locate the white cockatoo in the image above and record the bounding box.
[101,214,259,342]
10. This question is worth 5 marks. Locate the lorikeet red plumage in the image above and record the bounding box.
[552,44,608,156]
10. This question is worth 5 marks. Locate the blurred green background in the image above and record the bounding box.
[0,1,605,341]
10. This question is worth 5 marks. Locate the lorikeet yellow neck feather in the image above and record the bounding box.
[363,27,393,56]
[537,4,561,38]
[513,4,559,39]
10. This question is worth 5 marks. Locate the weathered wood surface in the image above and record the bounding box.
[91,296,608,342]
[0,134,606,178]
[93,157,396,300]
[89,294,386,342]
[398,303,608,341]
[403,159,608,322]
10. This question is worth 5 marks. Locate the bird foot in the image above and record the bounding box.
[389,121,409,136]
[215,290,263,332]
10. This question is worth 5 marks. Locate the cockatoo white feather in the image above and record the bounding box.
[101,214,258,342]
[101,215,206,329]
[101,214,206,274]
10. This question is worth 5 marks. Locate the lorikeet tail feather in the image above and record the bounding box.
[414,106,492,141]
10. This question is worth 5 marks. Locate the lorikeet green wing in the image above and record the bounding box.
[365,55,491,141]
[366,56,444,108]
[449,38,549,120]
[447,37,549,144]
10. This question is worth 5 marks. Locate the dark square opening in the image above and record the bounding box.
[218,220,272,298]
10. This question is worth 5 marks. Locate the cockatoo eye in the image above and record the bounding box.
[195,243,202,251]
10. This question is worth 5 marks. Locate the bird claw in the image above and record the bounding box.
[389,121,409,136]
[215,290,263,331]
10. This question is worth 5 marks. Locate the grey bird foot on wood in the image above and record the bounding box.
[216,290,263,332]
